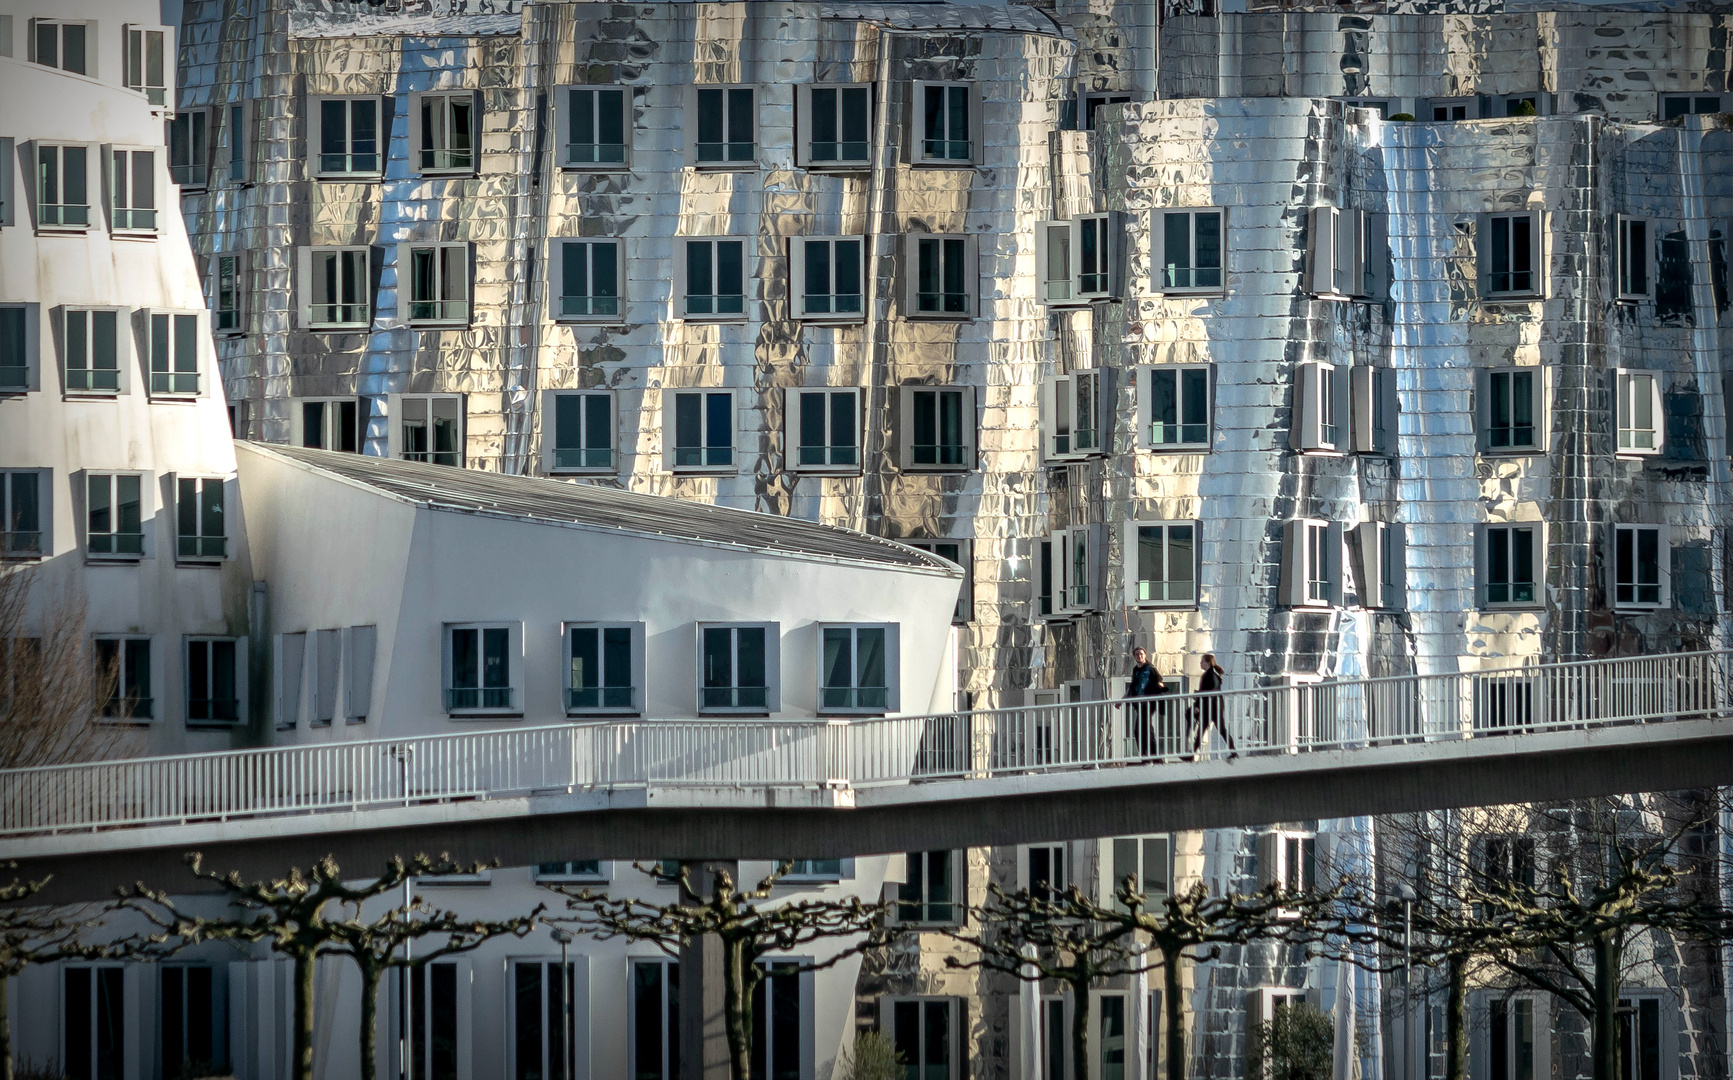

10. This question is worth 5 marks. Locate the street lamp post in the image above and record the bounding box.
[551,928,575,1079]
[1394,883,1418,1080]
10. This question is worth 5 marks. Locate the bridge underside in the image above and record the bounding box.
[15,719,1733,903]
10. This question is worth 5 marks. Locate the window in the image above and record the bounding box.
[692,86,755,165]
[566,622,638,714]
[1662,93,1724,120]
[1043,371,1107,460]
[224,103,247,183]
[1349,367,1399,455]
[799,84,871,168]
[784,859,846,881]
[95,637,151,719]
[1138,366,1210,450]
[176,476,226,560]
[1103,835,1172,908]
[124,24,169,104]
[1292,362,1348,453]
[1612,524,1669,609]
[820,624,892,712]
[1353,521,1404,610]
[36,144,91,229]
[1482,369,1540,452]
[299,246,373,329]
[63,966,123,1080]
[1340,97,1391,118]
[296,399,360,452]
[557,239,621,320]
[786,388,859,473]
[86,474,144,558]
[1478,836,1536,890]
[185,638,241,724]
[211,254,244,334]
[412,91,477,174]
[1082,91,1131,131]
[1042,525,1103,616]
[391,394,464,466]
[630,960,680,1080]
[1129,522,1197,608]
[0,472,43,558]
[1618,216,1650,299]
[445,623,517,713]
[699,623,774,712]
[1426,97,1474,121]
[160,966,218,1080]
[404,243,470,325]
[899,386,975,471]
[535,860,606,882]
[511,960,581,1080]
[901,539,972,624]
[544,390,614,472]
[913,81,975,164]
[751,962,807,1080]
[907,234,974,317]
[1615,369,1664,455]
[1488,996,1541,1080]
[107,147,158,233]
[681,239,745,318]
[31,19,89,75]
[1482,523,1540,607]
[1257,830,1316,895]
[311,97,383,178]
[1099,993,1128,1080]
[792,236,865,320]
[1037,216,1117,304]
[167,112,209,189]
[1024,844,1066,903]
[669,390,734,470]
[1280,520,1342,608]
[1616,997,1662,1080]
[888,998,959,1080]
[409,961,463,1080]
[0,305,36,394]
[1308,206,1366,298]
[146,311,200,395]
[1157,209,1224,293]
[1483,211,1542,297]
[559,85,629,167]
[896,851,959,924]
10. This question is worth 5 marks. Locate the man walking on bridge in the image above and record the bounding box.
[1125,646,1166,756]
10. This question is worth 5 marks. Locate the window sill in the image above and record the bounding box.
[1480,602,1543,613]
[312,173,385,183]
[901,463,974,474]
[87,553,146,565]
[795,315,867,326]
[214,328,247,338]
[1294,448,1347,458]
[175,557,228,567]
[670,465,738,476]
[1483,292,1544,303]
[413,168,479,179]
[535,874,610,884]
[406,319,472,330]
[910,159,978,169]
[1140,443,1211,453]
[802,160,872,172]
[1131,601,1199,611]
[554,314,627,326]
[549,466,620,477]
[34,224,94,236]
[560,161,632,173]
[306,323,372,332]
[0,387,32,397]
[1615,294,1648,305]
[1288,603,1336,612]
[818,709,888,719]
[1616,448,1663,459]
[110,228,161,240]
[789,465,863,477]
[565,708,640,719]
[446,710,525,720]
[680,312,750,324]
[906,311,975,321]
[1480,446,1542,456]
[690,160,760,171]
[1155,288,1226,299]
[698,709,771,718]
[1612,604,1670,613]
[186,720,244,730]
[0,553,46,564]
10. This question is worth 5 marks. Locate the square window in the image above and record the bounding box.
[1257,831,1317,898]
[294,398,360,452]
[906,234,974,317]
[123,26,170,105]
[681,239,746,318]
[94,636,151,720]
[1484,211,1543,297]
[1280,519,1341,609]
[1617,216,1650,299]
[1081,92,1131,131]
[390,394,464,466]
[36,144,92,230]
[412,91,476,174]
[699,623,776,713]
[566,622,639,714]
[1042,371,1107,460]
[1103,835,1171,907]
[175,476,226,561]
[444,623,519,714]
[559,86,629,168]
[107,147,158,234]
[403,243,470,326]
[544,390,614,473]
[311,97,383,179]
[210,254,244,334]
[894,852,961,926]
[900,539,972,624]
[1348,366,1399,456]
[1130,522,1196,607]
[1023,843,1066,902]
[899,386,975,471]
[145,311,201,396]
[185,637,242,725]
[887,998,960,1079]
[819,624,895,712]
[1482,369,1540,452]
[31,20,90,76]
[1139,366,1211,450]
[913,82,975,165]
[1157,209,1224,293]
[786,388,860,473]
[1427,98,1474,121]
[0,471,45,559]
[800,84,871,167]
[86,473,144,559]
[793,237,865,320]
[1615,369,1664,455]
[1483,523,1540,608]
[0,304,38,393]
[1612,524,1669,609]
[298,247,373,329]
[692,86,755,165]
[557,239,621,320]
[167,112,209,189]
[669,390,734,471]
[751,962,808,1080]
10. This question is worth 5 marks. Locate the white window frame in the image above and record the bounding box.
[142,309,203,398]
[1048,524,1105,616]
[1349,366,1399,455]
[883,997,963,1079]
[0,469,48,561]
[1614,368,1665,456]
[1036,215,1119,305]
[0,302,41,394]
[677,237,748,321]
[779,859,852,883]
[172,473,229,563]
[890,851,963,926]
[554,238,623,322]
[697,621,780,715]
[1291,361,1349,454]
[61,965,127,1080]
[1426,98,1476,121]
[541,389,616,474]
[29,19,93,76]
[1479,521,1545,610]
[1481,208,1545,299]
[309,95,385,180]
[408,90,479,176]
[1478,992,1551,1080]
[905,233,976,318]
[1479,367,1545,454]
[93,635,153,721]
[1246,987,1309,1042]
[166,110,211,190]
[1154,207,1226,295]
[1280,519,1343,609]
[556,84,631,170]
[1257,829,1317,898]
[1353,521,1405,611]
[1125,520,1199,610]
[817,623,899,715]
[785,387,862,475]
[791,235,867,322]
[400,241,472,327]
[387,393,465,466]
[442,621,523,717]
[564,620,643,716]
[1612,993,1672,1080]
[666,389,736,473]
[628,958,680,1080]
[184,636,246,727]
[83,471,147,561]
[297,245,374,330]
[104,144,159,236]
[401,959,473,1080]
[1610,524,1670,611]
[797,83,873,169]
[1660,93,1724,121]
[1308,206,1367,299]
[900,538,972,625]
[911,80,979,166]
[34,142,94,232]
[1136,365,1212,451]
[505,957,589,1080]
[209,252,245,335]
[898,385,976,471]
[1100,834,1173,908]
[1042,371,1109,461]
[688,84,758,167]
[1617,215,1651,300]
[123,24,171,105]
[292,397,361,452]
[1017,842,1069,900]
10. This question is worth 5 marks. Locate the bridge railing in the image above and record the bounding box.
[0,650,1726,837]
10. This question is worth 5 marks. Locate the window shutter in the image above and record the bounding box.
[901,234,922,315]
[1337,209,1363,296]
[1279,519,1307,608]
[1325,521,1345,606]
[1034,222,1052,303]
[1648,373,1665,453]
[314,629,339,723]
[1093,368,1115,455]
[1376,367,1398,454]
[1329,363,1349,451]
[1308,206,1335,296]
[345,625,375,720]
[294,247,313,329]
[1528,208,1546,296]
[794,84,813,169]
[1292,362,1320,451]
[1040,375,1059,460]
[1364,212,1389,299]
[0,138,12,228]
[1475,213,1493,295]
[384,393,403,459]
[782,388,804,469]
[274,633,304,728]
[1349,366,1374,453]
[1256,833,1279,890]
[1354,523,1381,609]
[1088,522,1107,612]
[1386,524,1406,610]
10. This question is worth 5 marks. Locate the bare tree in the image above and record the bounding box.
[554,861,894,1080]
[0,565,131,768]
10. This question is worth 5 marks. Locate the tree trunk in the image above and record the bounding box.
[293,951,316,1080]
[358,963,381,1080]
[0,971,13,1080]
[1591,935,1623,1080]
[1445,953,1467,1080]
[721,939,753,1080]
[1163,946,1187,1080]
[1070,975,1093,1080]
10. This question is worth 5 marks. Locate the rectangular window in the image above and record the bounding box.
[1050,525,1101,614]
[1077,215,1113,298]
[394,395,463,466]
[1293,362,1348,453]
[1105,835,1172,908]
[1140,366,1210,449]
[910,235,972,316]
[1615,369,1663,455]
[1308,206,1366,298]
[1661,93,1724,120]
[801,84,871,167]
[36,144,91,229]
[86,474,144,558]
[1280,519,1341,608]
[788,388,859,472]
[547,390,614,472]
[159,967,217,1080]
[1349,366,1399,456]
[1100,994,1127,1080]
[0,472,42,558]
[176,476,226,560]
[415,92,476,174]
[671,390,734,470]
[694,86,755,164]
[1616,998,1662,1080]
[1485,369,1539,451]
[561,86,628,167]
[108,148,157,233]
[700,624,770,712]
[226,104,246,183]
[1618,216,1650,299]
[1258,831,1317,895]
[1132,522,1196,607]
[31,20,89,75]
[211,254,244,333]
[896,852,958,924]
[63,966,123,1080]
[186,638,240,724]
[298,399,359,452]
[1039,221,1073,304]
[147,312,200,395]
[557,239,621,320]
[512,960,578,1080]
[631,960,680,1080]
[447,624,515,712]
[124,25,169,105]
[314,97,382,178]
[901,539,972,624]
[1037,217,1116,304]
[915,82,974,164]
[682,239,745,318]
[785,859,844,880]
[62,308,119,393]
[406,243,470,325]
[534,861,604,882]
[795,237,865,319]
[1491,997,1538,1080]
[1159,209,1224,293]
[1026,844,1065,903]
[167,112,209,189]
[751,962,806,1080]
[889,999,958,1080]
[410,961,461,1080]
[1484,524,1539,607]
[301,247,372,328]
[1430,99,1471,121]
[1613,524,1668,609]
[1486,212,1540,296]
[820,624,889,711]
[1082,92,1131,131]
[567,623,636,713]
[902,387,973,470]
[0,306,27,392]
[1043,372,1106,459]
[95,637,151,719]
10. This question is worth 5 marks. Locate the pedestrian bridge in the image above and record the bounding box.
[6,650,1733,901]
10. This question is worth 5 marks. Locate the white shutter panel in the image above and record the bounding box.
[385,393,404,458]
[1649,373,1665,453]
[572,953,593,1080]
[1354,523,1380,609]
[783,388,804,468]
[1308,206,1335,296]
[1292,363,1320,451]
[1350,366,1375,453]
[295,247,313,329]
[1040,376,1060,460]
[1280,519,1306,608]
[1330,363,1350,452]
[1364,212,1388,299]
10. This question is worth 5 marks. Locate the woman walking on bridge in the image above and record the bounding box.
[1189,653,1237,760]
